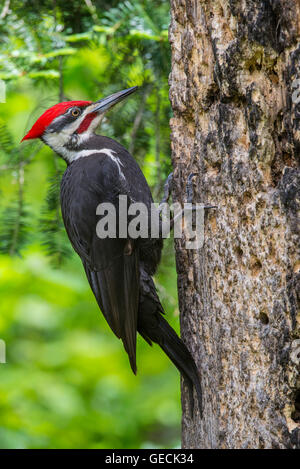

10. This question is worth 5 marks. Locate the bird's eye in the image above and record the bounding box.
[71,108,80,117]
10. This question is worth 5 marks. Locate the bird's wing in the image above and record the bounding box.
[61,153,140,373]
[83,242,139,374]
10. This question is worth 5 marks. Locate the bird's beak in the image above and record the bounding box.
[88,86,139,115]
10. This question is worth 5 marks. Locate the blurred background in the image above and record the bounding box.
[0,0,181,449]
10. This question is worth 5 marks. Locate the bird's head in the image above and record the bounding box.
[21,86,138,162]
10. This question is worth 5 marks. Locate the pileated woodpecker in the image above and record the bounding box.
[21,87,202,416]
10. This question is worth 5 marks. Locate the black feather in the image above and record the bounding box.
[84,250,139,374]
[138,266,203,417]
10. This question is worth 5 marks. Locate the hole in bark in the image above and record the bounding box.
[282,152,297,167]
[259,436,265,449]
[235,246,243,262]
[250,258,262,277]
[269,72,279,84]
[255,198,266,216]
[242,191,252,203]
[259,312,269,325]
[291,390,300,423]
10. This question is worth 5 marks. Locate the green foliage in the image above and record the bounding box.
[0,245,180,449]
[0,0,178,449]
[0,119,16,157]
[39,168,72,265]
[0,201,29,256]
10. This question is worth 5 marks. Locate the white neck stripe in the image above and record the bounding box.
[65,148,125,180]
[98,148,124,178]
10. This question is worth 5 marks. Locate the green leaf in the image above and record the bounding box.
[27,70,60,79]
[63,33,92,43]
[43,48,76,59]
[93,25,115,35]
[0,71,21,79]
[128,29,166,42]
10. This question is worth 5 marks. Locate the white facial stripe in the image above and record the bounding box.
[44,109,90,154]
[43,106,101,161]
[51,109,88,135]
[43,132,90,161]
[44,131,71,158]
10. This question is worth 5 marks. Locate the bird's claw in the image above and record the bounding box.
[159,171,173,207]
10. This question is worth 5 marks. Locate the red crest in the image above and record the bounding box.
[21,100,92,142]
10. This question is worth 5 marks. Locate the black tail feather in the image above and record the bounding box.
[138,267,203,417]
[138,307,203,418]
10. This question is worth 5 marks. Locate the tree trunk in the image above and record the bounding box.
[169,0,300,449]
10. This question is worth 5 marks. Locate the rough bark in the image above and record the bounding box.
[169,0,300,449]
